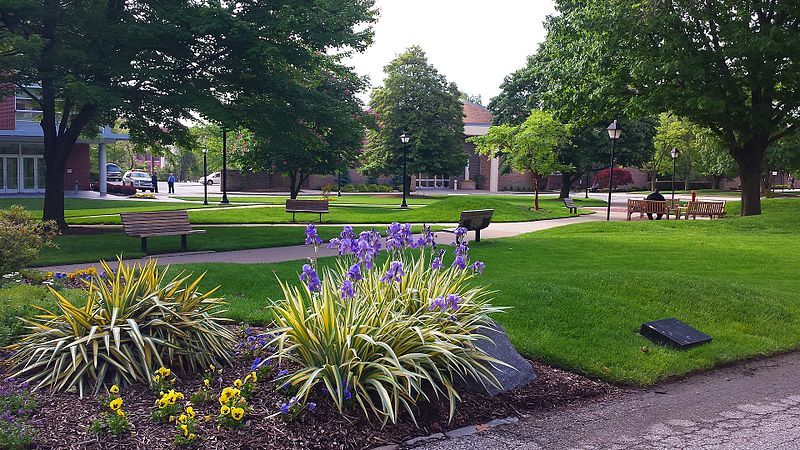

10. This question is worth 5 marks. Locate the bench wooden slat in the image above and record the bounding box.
[563,197,578,214]
[684,201,725,219]
[443,209,494,242]
[285,199,329,223]
[120,210,204,254]
[627,199,681,221]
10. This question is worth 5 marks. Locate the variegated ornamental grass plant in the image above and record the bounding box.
[266,224,506,424]
[8,258,236,397]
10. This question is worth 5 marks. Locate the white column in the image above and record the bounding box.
[465,163,470,180]
[489,157,500,193]
[99,143,107,196]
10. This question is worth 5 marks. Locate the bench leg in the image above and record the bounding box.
[319,213,322,223]
[181,234,188,252]
[475,229,481,243]
[141,237,148,255]
[292,212,296,223]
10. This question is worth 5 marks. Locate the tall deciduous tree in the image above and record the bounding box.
[235,67,369,199]
[0,0,376,227]
[363,47,467,186]
[471,110,571,210]
[535,0,800,215]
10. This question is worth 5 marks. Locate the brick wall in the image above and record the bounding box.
[64,143,90,190]
[0,94,14,130]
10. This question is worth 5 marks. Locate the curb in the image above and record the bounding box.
[371,415,520,449]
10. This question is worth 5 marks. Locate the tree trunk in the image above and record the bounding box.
[288,171,306,199]
[712,175,722,190]
[650,173,657,191]
[533,174,540,210]
[559,172,573,199]
[732,141,767,216]
[42,150,68,228]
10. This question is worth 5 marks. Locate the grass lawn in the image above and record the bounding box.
[33,225,438,267]
[174,194,441,206]
[162,199,800,386]
[0,197,214,218]
[67,196,602,225]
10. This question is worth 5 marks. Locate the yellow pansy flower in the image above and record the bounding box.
[188,433,197,441]
[180,424,189,436]
[250,371,258,382]
[203,379,210,387]
[185,406,195,418]
[233,379,243,388]
[109,384,120,394]
[178,414,187,423]
[231,407,245,420]
[220,405,231,415]
[109,398,123,411]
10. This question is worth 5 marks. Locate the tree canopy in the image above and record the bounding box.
[0,0,376,226]
[471,110,571,209]
[532,0,800,215]
[362,46,467,181]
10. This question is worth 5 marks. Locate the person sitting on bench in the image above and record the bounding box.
[645,188,666,220]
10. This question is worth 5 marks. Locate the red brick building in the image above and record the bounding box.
[0,87,127,194]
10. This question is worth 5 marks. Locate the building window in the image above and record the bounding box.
[15,88,43,122]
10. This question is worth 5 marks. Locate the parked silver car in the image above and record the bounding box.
[106,163,123,182]
[122,170,155,191]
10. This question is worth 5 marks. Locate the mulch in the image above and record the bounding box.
[9,346,616,449]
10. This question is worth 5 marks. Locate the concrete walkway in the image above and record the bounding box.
[39,211,615,273]
[417,352,800,450]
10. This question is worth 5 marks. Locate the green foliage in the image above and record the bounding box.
[0,379,38,450]
[363,46,468,178]
[9,259,236,396]
[90,388,131,436]
[0,206,58,275]
[471,110,571,209]
[0,0,376,223]
[268,252,505,424]
[533,0,800,214]
[0,284,67,346]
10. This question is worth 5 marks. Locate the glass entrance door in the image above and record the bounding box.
[2,157,19,193]
[20,156,44,192]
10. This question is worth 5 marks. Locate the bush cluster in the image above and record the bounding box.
[321,183,395,193]
[8,258,236,395]
[0,205,58,276]
[267,224,504,424]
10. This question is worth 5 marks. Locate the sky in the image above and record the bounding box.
[345,0,557,105]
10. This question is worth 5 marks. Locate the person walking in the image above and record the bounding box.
[645,188,666,220]
[790,175,796,190]
[168,173,176,194]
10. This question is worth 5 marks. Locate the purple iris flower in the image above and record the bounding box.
[429,293,462,311]
[280,402,290,415]
[454,227,468,238]
[451,255,467,270]
[446,293,462,310]
[308,402,317,412]
[470,261,485,274]
[380,261,405,283]
[454,242,469,258]
[347,263,362,282]
[299,264,321,292]
[305,224,323,246]
[431,249,445,270]
[340,280,356,299]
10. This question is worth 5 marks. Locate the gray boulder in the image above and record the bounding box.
[469,320,536,396]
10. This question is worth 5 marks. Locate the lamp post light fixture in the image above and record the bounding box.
[670,147,681,202]
[220,128,230,205]
[400,131,411,209]
[605,120,623,221]
[202,148,209,206]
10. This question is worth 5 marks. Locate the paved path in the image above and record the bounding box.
[39,212,616,273]
[418,352,800,450]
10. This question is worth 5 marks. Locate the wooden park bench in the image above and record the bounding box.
[120,210,205,254]
[285,199,329,223]
[683,201,726,220]
[563,197,578,214]
[627,199,681,221]
[443,209,494,242]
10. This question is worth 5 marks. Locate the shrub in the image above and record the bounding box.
[0,205,58,275]
[593,167,634,189]
[267,224,504,424]
[8,258,236,396]
[0,379,38,450]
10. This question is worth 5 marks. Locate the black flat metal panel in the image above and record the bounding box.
[640,318,712,349]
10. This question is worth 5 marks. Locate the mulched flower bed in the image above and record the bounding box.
[1,351,615,450]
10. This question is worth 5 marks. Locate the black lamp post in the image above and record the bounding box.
[400,131,410,209]
[585,165,590,199]
[202,148,208,206]
[670,147,680,202]
[606,120,623,221]
[337,169,342,197]
[220,128,230,204]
